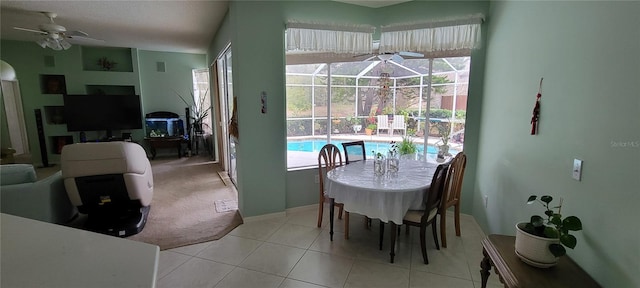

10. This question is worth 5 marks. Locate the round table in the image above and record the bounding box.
[325,159,440,263]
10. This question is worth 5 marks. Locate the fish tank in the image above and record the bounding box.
[145,111,184,138]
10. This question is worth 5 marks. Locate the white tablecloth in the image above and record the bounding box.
[325,159,439,224]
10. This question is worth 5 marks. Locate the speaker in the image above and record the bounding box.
[34,109,50,167]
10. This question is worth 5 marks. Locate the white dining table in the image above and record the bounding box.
[325,158,440,263]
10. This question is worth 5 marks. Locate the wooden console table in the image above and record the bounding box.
[481,234,600,288]
[145,137,183,159]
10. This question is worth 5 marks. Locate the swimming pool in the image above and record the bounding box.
[287,139,442,157]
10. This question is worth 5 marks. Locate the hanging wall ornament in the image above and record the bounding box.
[530,78,543,135]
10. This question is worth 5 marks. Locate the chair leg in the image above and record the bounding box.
[364,217,371,230]
[454,203,461,236]
[317,200,324,228]
[338,205,343,220]
[344,211,350,239]
[432,221,440,250]
[420,224,428,264]
[440,211,447,248]
[379,221,384,250]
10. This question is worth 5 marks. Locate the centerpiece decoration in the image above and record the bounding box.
[373,151,386,176]
[387,141,399,174]
[515,195,583,268]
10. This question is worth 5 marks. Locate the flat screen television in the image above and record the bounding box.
[64,94,143,136]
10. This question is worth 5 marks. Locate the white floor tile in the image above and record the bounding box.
[196,235,262,265]
[267,223,323,249]
[156,251,191,279]
[344,260,410,288]
[409,270,475,288]
[156,208,497,288]
[156,257,234,288]
[214,267,284,288]
[288,250,354,288]
[240,242,306,276]
[279,278,329,288]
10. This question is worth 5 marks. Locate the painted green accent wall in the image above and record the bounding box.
[475,1,640,287]
[138,50,206,121]
[0,40,205,165]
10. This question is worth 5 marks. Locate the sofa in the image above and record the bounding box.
[0,164,77,224]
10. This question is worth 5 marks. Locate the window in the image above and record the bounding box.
[286,56,471,169]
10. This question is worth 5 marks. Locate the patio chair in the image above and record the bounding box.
[377,115,391,135]
[439,151,467,248]
[391,115,407,136]
[317,144,349,239]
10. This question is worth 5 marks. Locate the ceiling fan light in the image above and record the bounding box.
[378,54,393,61]
[60,39,72,50]
[47,38,62,51]
[36,38,47,48]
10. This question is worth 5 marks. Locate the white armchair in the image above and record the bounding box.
[61,142,153,237]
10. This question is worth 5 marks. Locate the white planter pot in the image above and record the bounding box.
[514,222,560,268]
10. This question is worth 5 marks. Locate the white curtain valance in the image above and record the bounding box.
[286,21,375,55]
[379,15,484,54]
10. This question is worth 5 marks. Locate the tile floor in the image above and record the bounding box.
[156,206,504,288]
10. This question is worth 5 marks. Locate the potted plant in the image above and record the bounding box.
[398,136,417,159]
[175,88,211,134]
[515,195,583,268]
[365,124,377,135]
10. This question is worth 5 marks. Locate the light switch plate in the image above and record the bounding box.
[572,159,583,181]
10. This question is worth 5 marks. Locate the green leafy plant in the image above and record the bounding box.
[367,123,377,130]
[522,195,583,257]
[398,137,417,155]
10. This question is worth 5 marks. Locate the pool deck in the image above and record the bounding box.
[287,133,463,169]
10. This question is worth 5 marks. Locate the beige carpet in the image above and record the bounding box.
[127,155,243,250]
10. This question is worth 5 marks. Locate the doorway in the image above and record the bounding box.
[213,46,236,186]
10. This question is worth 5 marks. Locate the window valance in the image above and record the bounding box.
[379,14,484,54]
[286,20,375,55]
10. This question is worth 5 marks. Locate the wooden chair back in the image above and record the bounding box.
[442,152,467,211]
[341,141,366,164]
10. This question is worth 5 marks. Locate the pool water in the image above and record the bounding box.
[287,139,442,157]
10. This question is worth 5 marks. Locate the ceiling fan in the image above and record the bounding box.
[355,41,424,63]
[13,12,104,50]
[363,51,425,63]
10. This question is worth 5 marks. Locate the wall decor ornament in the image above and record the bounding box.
[530,78,543,135]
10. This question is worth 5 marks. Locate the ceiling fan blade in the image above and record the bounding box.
[391,54,404,63]
[13,27,47,35]
[65,30,89,37]
[398,51,424,58]
[67,35,106,43]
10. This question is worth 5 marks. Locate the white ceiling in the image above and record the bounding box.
[0,1,410,55]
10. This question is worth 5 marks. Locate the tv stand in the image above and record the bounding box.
[144,137,184,159]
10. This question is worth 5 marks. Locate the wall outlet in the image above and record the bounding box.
[314,175,319,183]
[572,159,583,181]
[483,195,489,208]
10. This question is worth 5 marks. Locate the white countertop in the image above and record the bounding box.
[1,213,159,288]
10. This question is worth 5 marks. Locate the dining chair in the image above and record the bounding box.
[340,140,374,229]
[401,163,450,264]
[439,151,467,248]
[317,144,349,239]
[341,140,366,164]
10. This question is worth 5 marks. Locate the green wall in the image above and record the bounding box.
[475,1,640,287]
[138,50,206,120]
[0,40,205,165]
